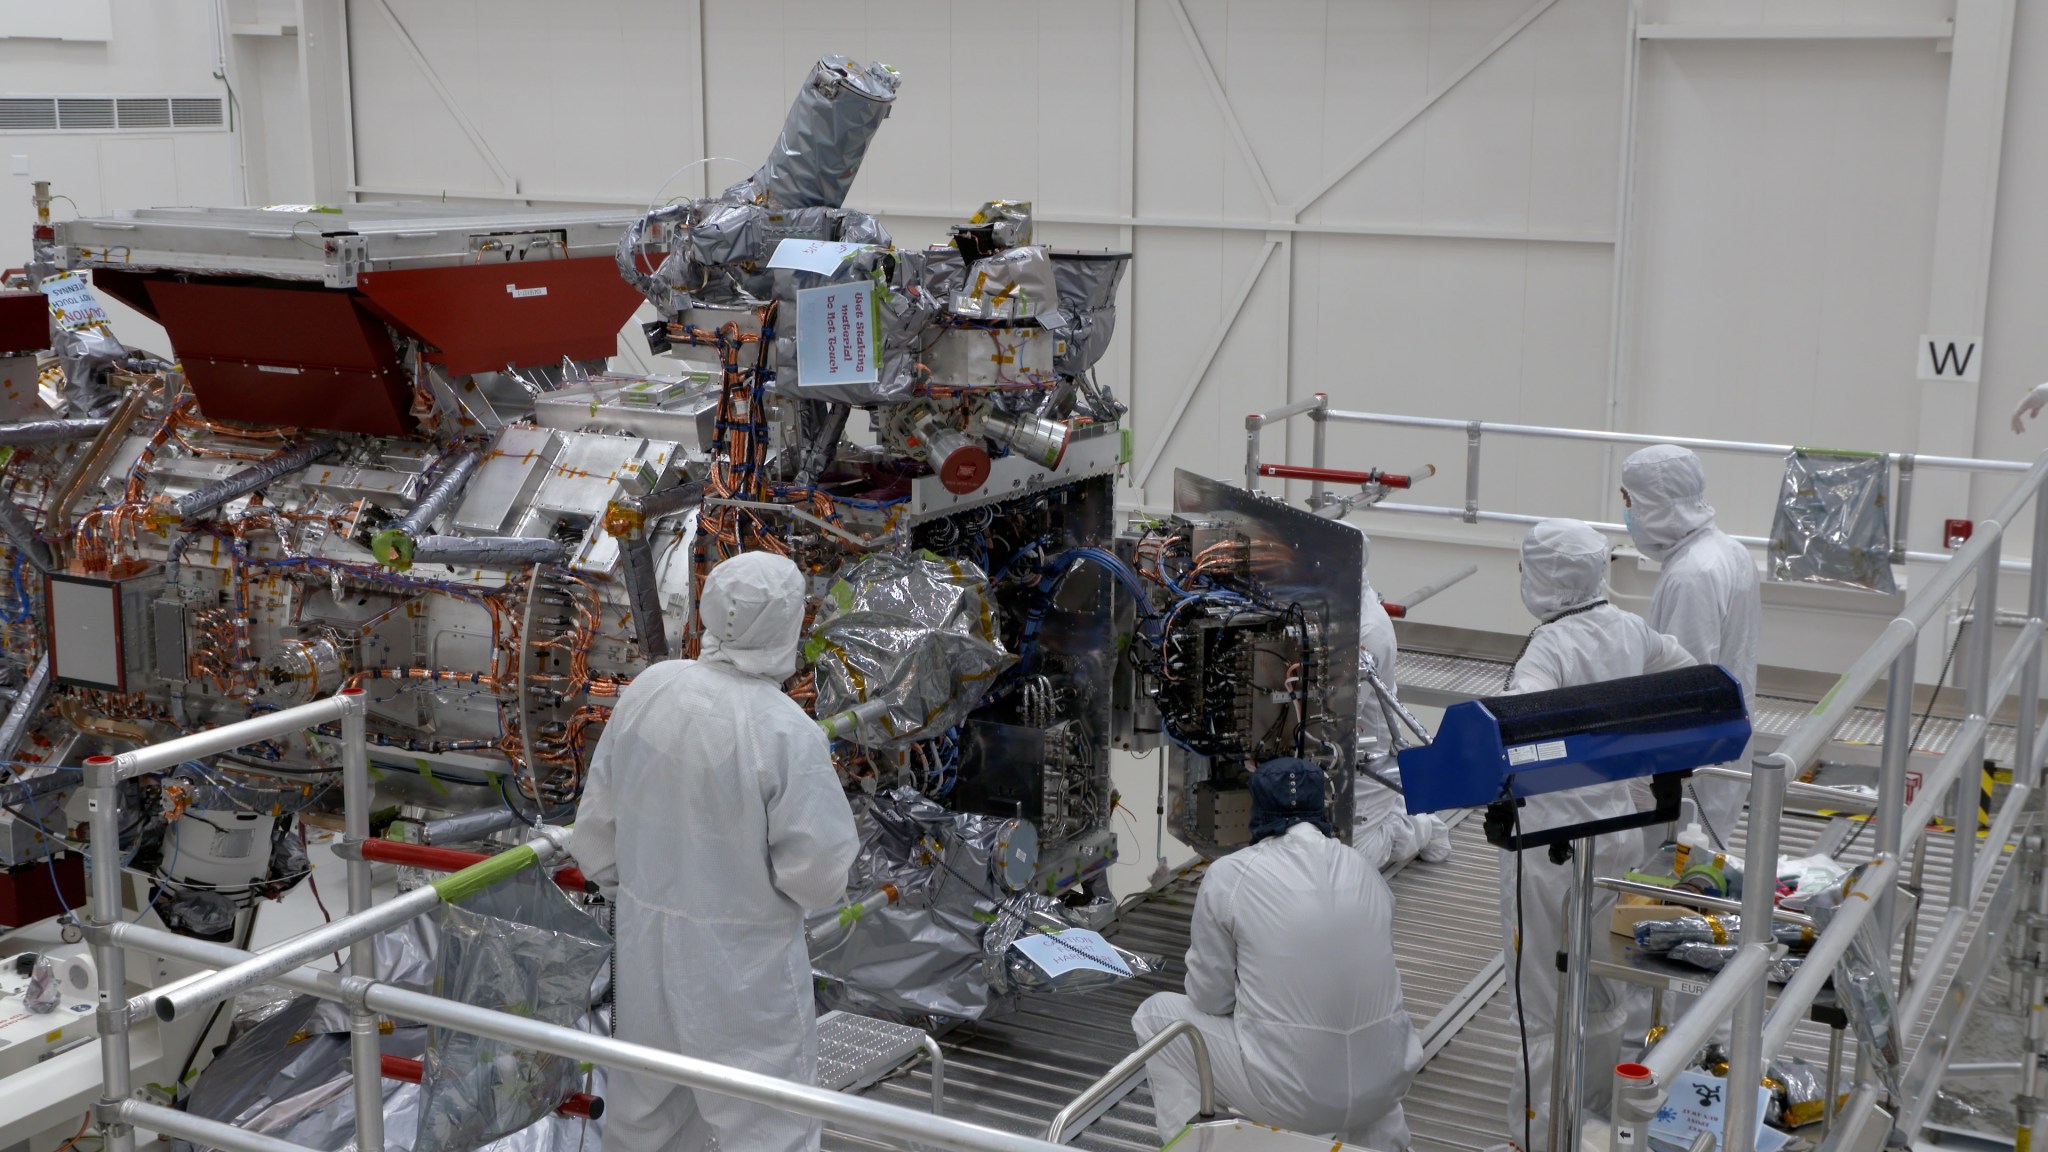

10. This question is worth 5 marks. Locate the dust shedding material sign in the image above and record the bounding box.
[795,282,879,386]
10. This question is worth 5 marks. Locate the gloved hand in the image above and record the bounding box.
[2013,382,2048,433]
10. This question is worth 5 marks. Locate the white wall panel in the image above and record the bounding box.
[1627,39,1947,541]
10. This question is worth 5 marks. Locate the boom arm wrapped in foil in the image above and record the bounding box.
[725,57,902,209]
[810,551,1015,747]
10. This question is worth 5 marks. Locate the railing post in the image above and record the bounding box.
[1724,751,1788,1152]
[1877,637,1918,944]
[1956,529,2003,920]
[85,754,136,1152]
[1245,414,1264,493]
[339,688,384,1152]
[1892,454,1916,564]
[2023,489,2048,792]
[1464,423,1483,524]
[1309,393,1330,509]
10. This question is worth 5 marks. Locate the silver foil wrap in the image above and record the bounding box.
[726,56,902,209]
[988,890,1162,995]
[393,450,483,539]
[172,438,337,521]
[949,246,1059,323]
[172,921,532,1152]
[414,869,612,1152]
[809,551,1015,747]
[409,536,569,569]
[1050,251,1132,377]
[0,418,108,446]
[1769,450,1896,594]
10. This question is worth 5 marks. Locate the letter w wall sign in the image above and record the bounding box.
[1919,335,1982,383]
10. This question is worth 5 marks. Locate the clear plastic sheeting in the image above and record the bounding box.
[414,869,612,1152]
[1769,450,1896,594]
[725,56,902,209]
[810,551,1015,747]
[1804,862,1904,1095]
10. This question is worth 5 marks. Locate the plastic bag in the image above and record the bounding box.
[1770,450,1896,594]
[413,869,612,1152]
[23,955,58,1013]
[1665,940,1803,984]
[1801,862,1902,1094]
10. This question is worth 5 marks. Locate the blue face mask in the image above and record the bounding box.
[1623,508,1634,532]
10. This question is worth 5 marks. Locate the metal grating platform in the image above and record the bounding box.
[822,647,2025,1150]
[817,1011,932,1094]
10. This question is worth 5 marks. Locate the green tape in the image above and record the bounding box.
[431,843,542,904]
[1809,673,1849,716]
[1794,446,1884,460]
[837,902,864,929]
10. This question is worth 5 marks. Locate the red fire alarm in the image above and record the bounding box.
[1945,519,1974,549]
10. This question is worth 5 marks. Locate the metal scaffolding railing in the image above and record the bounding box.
[1605,451,2048,1152]
[1242,400,2048,1147]
[79,689,1078,1152]
[1243,396,2039,570]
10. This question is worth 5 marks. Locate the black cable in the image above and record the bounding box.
[1839,608,1968,858]
[1510,779,1532,1152]
[1503,601,1608,690]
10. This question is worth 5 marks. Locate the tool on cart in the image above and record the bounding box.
[1398,665,1752,1152]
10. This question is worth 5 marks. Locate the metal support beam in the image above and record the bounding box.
[1913,0,2016,571]
[1135,239,1279,489]
[1290,0,1564,217]
[365,0,517,194]
[1165,0,1279,213]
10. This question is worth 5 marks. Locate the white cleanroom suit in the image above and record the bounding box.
[1499,520,1695,1152]
[573,551,861,1152]
[1621,445,1761,847]
[1136,761,1423,1149]
[1351,532,1451,869]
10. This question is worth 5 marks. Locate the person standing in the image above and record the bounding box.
[1496,520,1695,1152]
[574,551,860,1152]
[1620,445,1762,847]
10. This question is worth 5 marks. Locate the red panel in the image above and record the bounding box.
[87,269,157,320]
[144,280,414,436]
[0,853,84,925]
[0,291,46,353]
[353,256,643,376]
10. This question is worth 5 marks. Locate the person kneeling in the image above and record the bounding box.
[1134,758,1423,1149]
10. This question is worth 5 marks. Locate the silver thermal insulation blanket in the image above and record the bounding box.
[808,551,1014,748]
